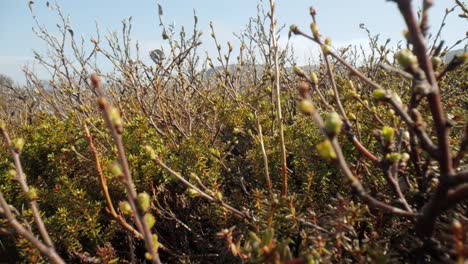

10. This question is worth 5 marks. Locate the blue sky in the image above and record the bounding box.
[0,0,465,83]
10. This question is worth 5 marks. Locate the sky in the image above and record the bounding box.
[0,0,466,84]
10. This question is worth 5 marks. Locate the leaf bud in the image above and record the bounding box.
[299,99,315,115]
[137,192,151,212]
[386,152,402,162]
[7,169,17,181]
[143,145,157,160]
[310,72,318,84]
[289,24,299,35]
[144,213,156,228]
[12,138,25,153]
[321,44,331,54]
[187,188,200,197]
[109,162,123,178]
[382,126,395,143]
[310,22,320,37]
[395,49,418,70]
[26,187,38,200]
[325,112,342,134]
[119,201,133,215]
[317,140,336,160]
[293,65,305,77]
[373,89,387,100]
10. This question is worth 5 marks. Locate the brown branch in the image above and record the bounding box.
[307,106,416,218]
[392,0,455,239]
[0,127,54,248]
[444,184,468,210]
[269,0,288,196]
[91,74,161,264]
[393,0,453,177]
[294,28,379,163]
[151,156,252,221]
[83,123,144,240]
[0,192,64,264]
[448,169,468,187]
[255,113,273,199]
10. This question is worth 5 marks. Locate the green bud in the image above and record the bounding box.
[373,89,387,100]
[144,213,156,228]
[382,126,395,143]
[6,169,16,181]
[187,188,200,197]
[109,107,123,132]
[324,37,331,45]
[267,69,274,77]
[289,24,299,34]
[348,113,357,121]
[12,138,25,153]
[189,172,198,180]
[310,72,318,84]
[109,162,123,178]
[395,49,417,69]
[401,153,410,162]
[321,44,331,54]
[137,192,151,212]
[0,120,5,130]
[310,23,320,37]
[143,145,157,160]
[317,140,336,160]
[325,112,342,134]
[145,252,152,260]
[215,191,223,201]
[386,152,402,162]
[299,99,315,115]
[26,187,38,200]
[119,201,133,215]
[293,65,305,77]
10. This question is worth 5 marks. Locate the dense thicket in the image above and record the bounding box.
[0,1,467,263]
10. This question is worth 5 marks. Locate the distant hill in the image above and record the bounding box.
[205,64,319,79]
[444,49,465,63]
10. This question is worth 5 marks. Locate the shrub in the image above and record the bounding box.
[0,0,467,263]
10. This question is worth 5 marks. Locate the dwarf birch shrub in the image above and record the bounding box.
[0,0,467,263]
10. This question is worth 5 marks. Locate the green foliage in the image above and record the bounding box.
[1,1,467,263]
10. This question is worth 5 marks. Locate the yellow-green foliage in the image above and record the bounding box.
[0,1,467,263]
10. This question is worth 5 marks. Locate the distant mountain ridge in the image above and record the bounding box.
[444,49,465,63]
[205,64,319,79]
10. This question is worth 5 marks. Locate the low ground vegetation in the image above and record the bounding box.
[0,0,467,263]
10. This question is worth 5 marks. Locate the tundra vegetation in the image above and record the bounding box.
[0,0,467,263]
